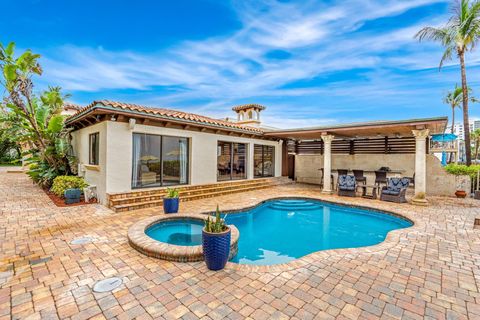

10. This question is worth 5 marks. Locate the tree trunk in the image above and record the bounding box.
[459,51,472,166]
[475,143,479,161]
[451,105,455,134]
[450,105,455,163]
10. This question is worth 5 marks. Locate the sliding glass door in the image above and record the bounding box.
[254,144,275,178]
[132,133,189,188]
[217,141,246,181]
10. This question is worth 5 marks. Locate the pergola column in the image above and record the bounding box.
[321,134,334,194]
[412,129,429,206]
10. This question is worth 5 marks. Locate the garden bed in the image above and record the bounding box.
[42,188,97,207]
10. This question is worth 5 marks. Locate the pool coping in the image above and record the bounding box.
[128,214,239,262]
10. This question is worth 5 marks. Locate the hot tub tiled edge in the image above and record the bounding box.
[127,214,239,262]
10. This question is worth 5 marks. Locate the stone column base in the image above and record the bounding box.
[321,189,333,195]
[411,197,429,206]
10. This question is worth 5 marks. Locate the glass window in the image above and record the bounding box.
[254,144,275,178]
[132,133,188,188]
[162,136,189,186]
[89,132,99,165]
[217,141,247,181]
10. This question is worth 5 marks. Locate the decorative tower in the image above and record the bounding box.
[231,104,266,127]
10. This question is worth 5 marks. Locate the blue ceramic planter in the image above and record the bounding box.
[64,188,81,204]
[202,228,231,271]
[163,197,179,213]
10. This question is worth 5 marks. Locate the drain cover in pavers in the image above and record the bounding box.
[29,257,52,265]
[70,237,94,245]
[93,277,123,293]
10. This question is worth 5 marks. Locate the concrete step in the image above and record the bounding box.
[110,180,272,206]
[111,183,272,212]
[108,177,278,200]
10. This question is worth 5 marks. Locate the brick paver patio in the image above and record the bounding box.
[1,170,480,319]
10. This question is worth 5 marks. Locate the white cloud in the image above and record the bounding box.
[35,0,458,122]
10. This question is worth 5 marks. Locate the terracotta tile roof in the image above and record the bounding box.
[232,104,266,112]
[65,100,264,134]
[63,103,83,111]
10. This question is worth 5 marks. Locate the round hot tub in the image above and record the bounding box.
[145,219,203,246]
[128,215,239,262]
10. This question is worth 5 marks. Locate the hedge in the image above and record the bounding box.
[444,164,480,178]
[50,176,89,197]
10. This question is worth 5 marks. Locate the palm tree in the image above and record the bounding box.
[472,128,480,161]
[416,0,480,166]
[444,85,464,135]
[444,84,477,132]
[444,85,477,162]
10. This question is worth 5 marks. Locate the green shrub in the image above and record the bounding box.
[444,164,480,178]
[50,176,88,197]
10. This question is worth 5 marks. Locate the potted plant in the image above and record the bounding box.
[163,187,180,213]
[64,188,81,204]
[455,176,468,198]
[202,206,230,271]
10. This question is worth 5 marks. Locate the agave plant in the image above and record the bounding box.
[165,187,179,198]
[204,205,228,233]
[0,42,76,186]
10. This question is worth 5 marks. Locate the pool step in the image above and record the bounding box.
[268,202,322,211]
[108,177,292,212]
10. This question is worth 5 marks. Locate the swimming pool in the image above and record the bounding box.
[145,219,203,246]
[225,199,412,265]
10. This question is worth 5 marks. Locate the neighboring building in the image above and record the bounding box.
[62,103,82,116]
[448,120,480,139]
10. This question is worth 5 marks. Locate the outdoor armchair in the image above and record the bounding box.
[337,175,356,197]
[380,177,410,203]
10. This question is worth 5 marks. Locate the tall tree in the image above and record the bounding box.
[0,42,75,186]
[444,85,464,135]
[472,128,480,161]
[416,0,480,166]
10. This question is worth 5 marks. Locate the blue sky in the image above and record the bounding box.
[2,0,480,128]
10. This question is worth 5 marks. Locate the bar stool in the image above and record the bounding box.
[374,170,388,188]
[353,170,367,185]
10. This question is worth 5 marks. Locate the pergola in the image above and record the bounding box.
[266,117,448,205]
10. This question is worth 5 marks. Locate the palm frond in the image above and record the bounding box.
[439,45,455,69]
[415,26,450,42]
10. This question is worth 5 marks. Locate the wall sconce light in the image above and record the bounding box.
[129,118,136,130]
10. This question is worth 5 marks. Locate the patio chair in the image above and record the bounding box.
[320,168,335,190]
[380,177,410,203]
[406,173,415,188]
[374,170,388,188]
[337,175,356,197]
[337,169,348,176]
[353,170,367,185]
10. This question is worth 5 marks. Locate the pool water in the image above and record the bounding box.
[225,199,412,265]
[145,219,203,246]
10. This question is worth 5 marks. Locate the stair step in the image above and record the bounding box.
[112,184,272,212]
[268,203,321,211]
[110,181,272,206]
[108,177,278,200]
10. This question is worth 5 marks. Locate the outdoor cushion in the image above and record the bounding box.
[387,177,409,191]
[338,175,356,191]
[382,189,400,196]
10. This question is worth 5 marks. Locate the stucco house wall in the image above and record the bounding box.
[294,153,469,197]
[72,120,282,204]
[71,122,108,203]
